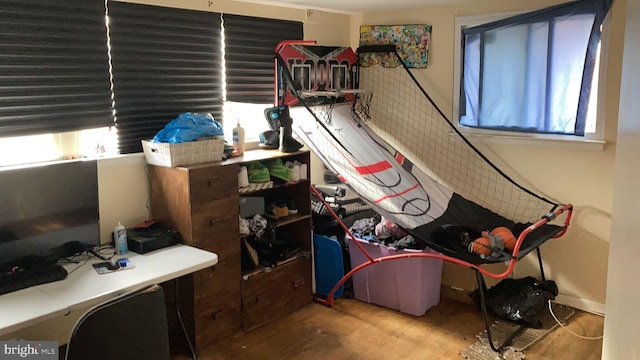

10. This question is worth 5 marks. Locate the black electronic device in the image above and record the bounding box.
[106,258,120,270]
[127,227,180,254]
[0,160,101,274]
[261,105,304,152]
[0,263,68,296]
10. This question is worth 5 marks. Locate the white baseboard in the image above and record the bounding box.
[554,294,605,316]
[441,285,606,317]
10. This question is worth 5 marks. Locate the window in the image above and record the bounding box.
[0,0,116,166]
[0,127,116,167]
[107,2,223,154]
[0,3,303,164]
[453,0,613,141]
[222,14,303,142]
[0,0,114,138]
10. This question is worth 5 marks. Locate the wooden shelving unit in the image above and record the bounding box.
[148,149,312,349]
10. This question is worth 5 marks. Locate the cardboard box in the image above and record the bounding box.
[141,138,224,167]
[349,236,443,316]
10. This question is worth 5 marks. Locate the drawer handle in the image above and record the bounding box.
[207,177,221,188]
[209,218,226,227]
[212,308,228,320]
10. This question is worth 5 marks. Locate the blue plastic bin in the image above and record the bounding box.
[313,234,344,298]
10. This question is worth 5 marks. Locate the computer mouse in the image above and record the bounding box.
[106,258,120,271]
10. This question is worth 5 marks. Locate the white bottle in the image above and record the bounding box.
[114,222,128,255]
[232,120,245,156]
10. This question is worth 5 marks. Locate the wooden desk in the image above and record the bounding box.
[0,244,218,336]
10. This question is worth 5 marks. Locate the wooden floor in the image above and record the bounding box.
[177,297,604,360]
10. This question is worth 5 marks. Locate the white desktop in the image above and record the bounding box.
[0,244,218,336]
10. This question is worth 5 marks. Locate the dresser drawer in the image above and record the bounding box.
[193,259,241,307]
[189,165,238,204]
[190,197,239,248]
[195,303,242,349]
[193,233,240,264]
[194,261,242,349]
[241,257,312,331]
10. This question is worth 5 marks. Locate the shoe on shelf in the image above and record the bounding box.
[287,198,298,215]
[263,158,292,182]
[265,202,289,219]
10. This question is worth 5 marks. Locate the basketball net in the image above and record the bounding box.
[299,89,372,124]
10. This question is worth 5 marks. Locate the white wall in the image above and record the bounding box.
[602,0,640,357]
[357,0,625,313]
[97,154,151,243]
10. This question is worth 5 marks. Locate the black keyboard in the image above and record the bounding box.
[0,264,68,296]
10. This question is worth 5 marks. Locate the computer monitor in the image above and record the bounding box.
[0,159,101,272]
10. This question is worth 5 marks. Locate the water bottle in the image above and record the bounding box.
[114,222,128,255]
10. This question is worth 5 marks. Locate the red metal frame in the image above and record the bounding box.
[311,185,574,307]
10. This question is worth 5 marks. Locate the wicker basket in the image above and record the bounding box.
[141,137,224,167]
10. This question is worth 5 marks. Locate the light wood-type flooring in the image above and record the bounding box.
[175,296,604,360]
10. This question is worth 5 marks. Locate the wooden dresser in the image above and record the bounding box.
[148,149,312,352]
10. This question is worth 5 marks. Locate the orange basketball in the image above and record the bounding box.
[491,227,517,252]
[469,232,492,256]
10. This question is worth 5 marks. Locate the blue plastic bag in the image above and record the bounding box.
[152,112,224,144]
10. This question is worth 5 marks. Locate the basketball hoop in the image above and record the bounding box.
[299,89,372,124]
[299,90,341,124]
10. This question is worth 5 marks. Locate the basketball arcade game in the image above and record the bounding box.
[273,41,573,353]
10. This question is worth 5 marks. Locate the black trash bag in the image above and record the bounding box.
[470,276,558,329]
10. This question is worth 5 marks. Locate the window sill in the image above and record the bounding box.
[455,132,606,151]
[246,139,261,151]
[96,153,146,169]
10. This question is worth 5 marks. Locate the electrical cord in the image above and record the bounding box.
[175,278,197,360]
[90,245,116,261]
[64,255,92,276]
[548,300,604,340]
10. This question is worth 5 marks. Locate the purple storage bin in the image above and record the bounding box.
[348,236,443,316]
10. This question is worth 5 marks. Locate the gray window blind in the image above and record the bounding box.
[224,14,303,104]
[108,2,223,154]
[0,0,114,138]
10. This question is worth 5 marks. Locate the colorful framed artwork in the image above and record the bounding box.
[359,24,432,68]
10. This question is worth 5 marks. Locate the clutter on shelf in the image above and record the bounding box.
[238,158,307,193]
[240,213,303,271]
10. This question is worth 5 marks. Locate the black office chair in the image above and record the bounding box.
[63,284,170,360]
